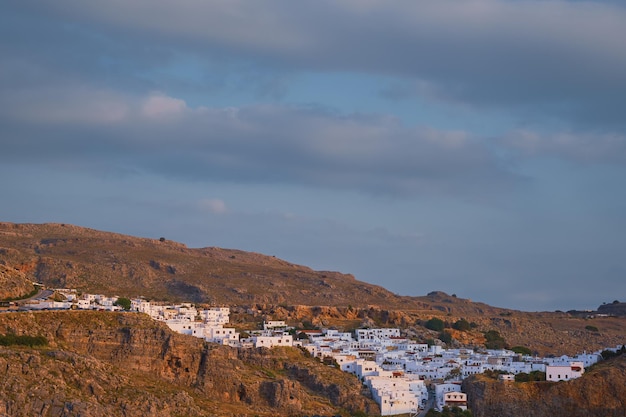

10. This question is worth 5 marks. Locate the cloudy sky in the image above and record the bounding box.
[2,1,625,311]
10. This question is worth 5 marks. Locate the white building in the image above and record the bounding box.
[356,328,401,342]
[367,376,425,416]
[250,334,293,348]
[202,307,230,325]
[434,383,463,411]
[546,362,584,382]
[443,392,467,410]
[204,325,239,346]
[263,320,288,331]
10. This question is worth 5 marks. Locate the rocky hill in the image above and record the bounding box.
[598,301,626,317]
[0,222,411,308]
[462,354,626,417]
[0,263,34,300]
[1,221,625,357]
[0,311,378,417]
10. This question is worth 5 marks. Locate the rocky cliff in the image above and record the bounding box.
[0,262,34,300]
[462,355,626,417]
[0,311,378,417]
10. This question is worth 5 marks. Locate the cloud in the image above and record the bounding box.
[141,93,188,119]
[198,198,228,214]
[0,84,131,125]
[503,130,626,164]
[0,84,519,198]
[7,0,626,127]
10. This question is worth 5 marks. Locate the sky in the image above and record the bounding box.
[1,1,625,312]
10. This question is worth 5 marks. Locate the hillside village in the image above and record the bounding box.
[7,288,625,416]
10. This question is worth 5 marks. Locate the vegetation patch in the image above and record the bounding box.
[425,317,445,331]
[426,406,473,416]
[0,333,48,347]
[514,370,546,382]
[483,330,507,350]
[510,346,532,355]
[452,318,471,332]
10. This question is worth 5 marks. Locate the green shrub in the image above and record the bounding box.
[452,319,471,332]
[0,334,48,347]
[515,370,545,382]
[585,325,599,332]
[425,317,445,331]
[114,297,132,310]
[439,330,453,344]
[511,346,532,355]
[484,330,507,350]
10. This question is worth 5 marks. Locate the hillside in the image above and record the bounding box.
[462,354,626,417]
[0,311,378,417]
[0,262,34,300]
[1,221,625,356]
[0,222,404,307]
[0,222,503,313]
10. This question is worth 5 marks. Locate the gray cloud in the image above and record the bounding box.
[6,0,626,127]
[0,86,516,198]
[503,130,626,164]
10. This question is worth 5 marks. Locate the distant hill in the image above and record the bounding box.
[1,221,625,356]
[0,222,501,313]
[598,301,626,316]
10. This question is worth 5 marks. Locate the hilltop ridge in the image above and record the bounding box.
[0,222,500,314]
[1,221,625,357]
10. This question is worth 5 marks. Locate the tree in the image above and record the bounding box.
[114,297,131,310]
[452,319,471,332]
[484,330,507,350]
[439,331,453,344]
[511,346,532,355]
[446,367,461,380]
[515,371,545,382]
[426,317,445,331]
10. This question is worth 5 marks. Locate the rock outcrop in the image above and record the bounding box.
[462,355,626,417]
[0,311,378,417]
[0,261,35,300]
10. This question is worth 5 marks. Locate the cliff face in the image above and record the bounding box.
[0,311,378,417]
[462,355,626,417]
[0,261,35,300]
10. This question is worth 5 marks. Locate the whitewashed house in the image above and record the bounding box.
[443,392,467,410]
[546,362,584,382]
[250,334,293,348]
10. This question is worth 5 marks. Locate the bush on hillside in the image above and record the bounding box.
[515,370,545,382]
[484,330,507,350]
[0,334,48,347]
[114,297,132,310]
[511,346,532,355]
[452,319,471,332]
[425,317,445,331]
